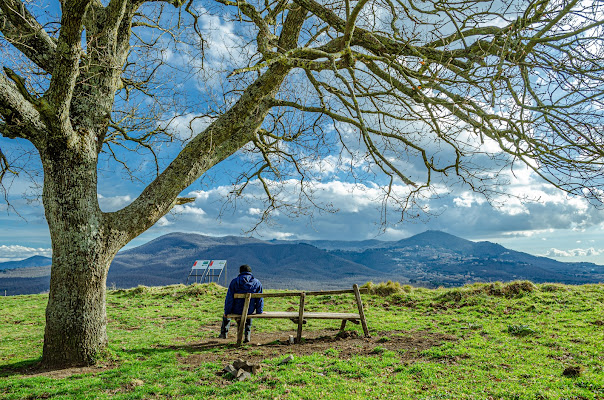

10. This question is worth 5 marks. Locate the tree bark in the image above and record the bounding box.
[40,142,113,367]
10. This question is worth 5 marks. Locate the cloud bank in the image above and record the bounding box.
[542,248,603,258]
[139,172,604,245]
[0,245,52,263]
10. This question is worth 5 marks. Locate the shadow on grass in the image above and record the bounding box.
[120,340,235,357]
[0,357,118,379]
[0,342,235,377]
[0,358,43,377]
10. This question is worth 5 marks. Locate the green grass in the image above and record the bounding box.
[1,281,603,399]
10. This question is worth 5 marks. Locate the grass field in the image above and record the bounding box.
[1,281,603,399]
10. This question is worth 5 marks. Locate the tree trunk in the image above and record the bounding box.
[40,143,113,367]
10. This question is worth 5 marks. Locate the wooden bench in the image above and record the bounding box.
[226,284,370,346]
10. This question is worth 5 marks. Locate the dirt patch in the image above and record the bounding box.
[1,329,456,379]
[178,328,458,368]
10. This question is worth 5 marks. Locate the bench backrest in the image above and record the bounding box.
[233,287,367,299]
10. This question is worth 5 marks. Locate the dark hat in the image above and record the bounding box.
[240,264,252,273]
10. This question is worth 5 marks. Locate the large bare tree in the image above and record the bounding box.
[1,0,603,367]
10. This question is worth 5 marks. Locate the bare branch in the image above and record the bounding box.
[175,196,195,205]
[0,0,57,72]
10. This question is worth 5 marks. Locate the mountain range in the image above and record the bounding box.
[0,255,52,270]
[1,230,603,295]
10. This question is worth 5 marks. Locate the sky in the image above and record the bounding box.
[1,0,604,265]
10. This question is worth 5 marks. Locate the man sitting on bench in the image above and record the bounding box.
[219,264,264,342]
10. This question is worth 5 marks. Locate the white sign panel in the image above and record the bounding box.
[207,260,227,270]
[191,260,210,270]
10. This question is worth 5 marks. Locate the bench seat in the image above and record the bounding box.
[227,311,361,320]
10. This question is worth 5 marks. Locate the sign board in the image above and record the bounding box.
[187,260,227,285]
[207,260,227,270]
[192,260,211,270]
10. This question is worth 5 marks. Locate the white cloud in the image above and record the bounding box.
[195,7,249,64]
[0,245,52,262]
[501,229,554,238]
[160,113,216,140]
[498,199,529,216]
[381,227,413,240]
[542,247,603,258]
[453,192,487,208]
[304,155,338,176]
[98,194,132,212]
[271,231,295,240]
[174,204,207,216]
[156,217,173,227]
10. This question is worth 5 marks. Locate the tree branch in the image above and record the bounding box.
[45,0,93,124]
[213,0,278,58]
[0,68,46,142]
[175,196,195,205]
[0,0,57,72]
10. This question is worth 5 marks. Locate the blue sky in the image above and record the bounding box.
[1,0,604,265]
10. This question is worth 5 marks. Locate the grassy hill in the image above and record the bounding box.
[1,282,603,399]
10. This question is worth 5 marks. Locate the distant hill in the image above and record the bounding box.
[0,256,53,295]
[108,233,379,291]
[2,231,603,295]
[0,256,52,270]
[331,230,604,286]
[269,238,387,251]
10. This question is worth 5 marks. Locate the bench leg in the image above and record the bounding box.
[340,319,347,331]
[353,284,370,337]
[296,293,305,344]
[236,293,251,346]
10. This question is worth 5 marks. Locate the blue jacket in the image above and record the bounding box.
[224,272,263,315]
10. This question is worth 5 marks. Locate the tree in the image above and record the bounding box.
[1,0,603,367]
